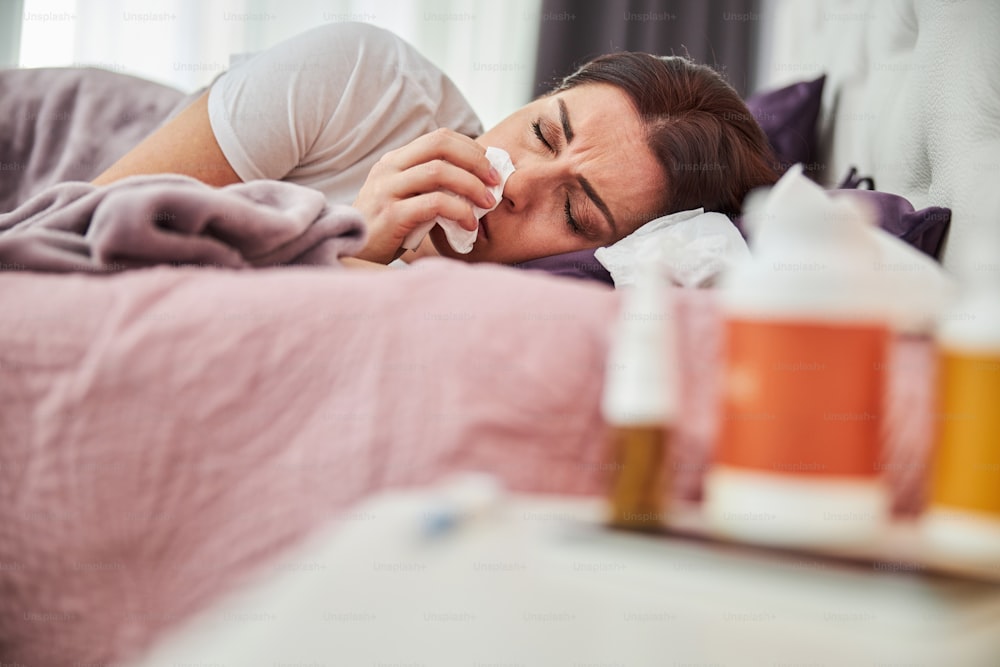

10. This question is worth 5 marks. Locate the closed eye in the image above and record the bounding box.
[564,198,585,236]
[531,119,555,153]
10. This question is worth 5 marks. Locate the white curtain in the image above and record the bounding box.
[18,0,541,128]
[1,0,24,67]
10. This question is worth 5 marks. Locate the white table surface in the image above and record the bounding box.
[132,490,1000,667]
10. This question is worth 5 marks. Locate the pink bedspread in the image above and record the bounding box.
[0,260,934,665]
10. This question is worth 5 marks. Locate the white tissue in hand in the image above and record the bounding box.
[594,208,751,288]
[402,146,516,254]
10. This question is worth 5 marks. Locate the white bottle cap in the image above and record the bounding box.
[937,212,1000,351]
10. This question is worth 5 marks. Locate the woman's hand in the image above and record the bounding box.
[351,128,501,264]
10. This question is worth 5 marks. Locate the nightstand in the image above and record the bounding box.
[134,491,1000,667]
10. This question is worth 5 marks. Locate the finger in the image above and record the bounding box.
[392,159,496,210]
[391,191,480,233]
[385,128,499,187]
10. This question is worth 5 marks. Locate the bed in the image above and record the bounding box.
[1,1,998,664]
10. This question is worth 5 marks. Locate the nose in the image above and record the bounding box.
[499,157,560,213]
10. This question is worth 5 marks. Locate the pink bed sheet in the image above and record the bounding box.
[0,259,934,665]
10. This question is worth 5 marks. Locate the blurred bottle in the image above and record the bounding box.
[602,262,678,532]
[705,165,892,548]
[922,232,1000,563]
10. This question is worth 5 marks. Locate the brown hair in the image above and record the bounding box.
[554,52,778,220]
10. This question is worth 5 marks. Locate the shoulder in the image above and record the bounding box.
[304,21,400,47]
[273,21,429,69]
[277,22,480,129]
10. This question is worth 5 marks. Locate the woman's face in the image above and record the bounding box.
[430,83,668,264]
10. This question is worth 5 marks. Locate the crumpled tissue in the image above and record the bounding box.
[402,146,516,254]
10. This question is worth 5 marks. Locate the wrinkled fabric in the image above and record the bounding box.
[0,260,934,666]
[0,175,366,272]
[0,66,189,212]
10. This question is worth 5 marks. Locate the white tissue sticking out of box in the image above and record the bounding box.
[401,146,516,254]
[731,164,956,333]
[594,208,751,288]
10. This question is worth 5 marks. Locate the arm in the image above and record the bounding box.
[339,257,391,270]
[92,86,483,269]
[399,235,442,263]
[92,91,241,186]
[93,24,488,266]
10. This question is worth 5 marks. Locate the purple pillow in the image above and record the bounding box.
[745,75,826,176]
[513,248,613,286]
[732,174,951,261]
[829,189,951,260]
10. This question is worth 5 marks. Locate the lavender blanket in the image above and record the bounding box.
[0,175,367,272]
[0,67,366,270]
[0,67,193,211]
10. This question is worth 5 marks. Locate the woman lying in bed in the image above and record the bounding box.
[93,22,777,268]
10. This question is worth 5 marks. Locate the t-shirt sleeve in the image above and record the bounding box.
[207,22,483,185]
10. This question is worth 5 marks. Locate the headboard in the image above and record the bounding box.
[758,0,1000,271]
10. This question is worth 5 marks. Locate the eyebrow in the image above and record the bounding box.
[558,98,618,237]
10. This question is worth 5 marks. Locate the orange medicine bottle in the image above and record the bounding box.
[922,238,1000,562]
[704,165,892,548]
[602,263,678,532]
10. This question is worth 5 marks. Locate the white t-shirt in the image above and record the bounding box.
[207,22,483,205]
